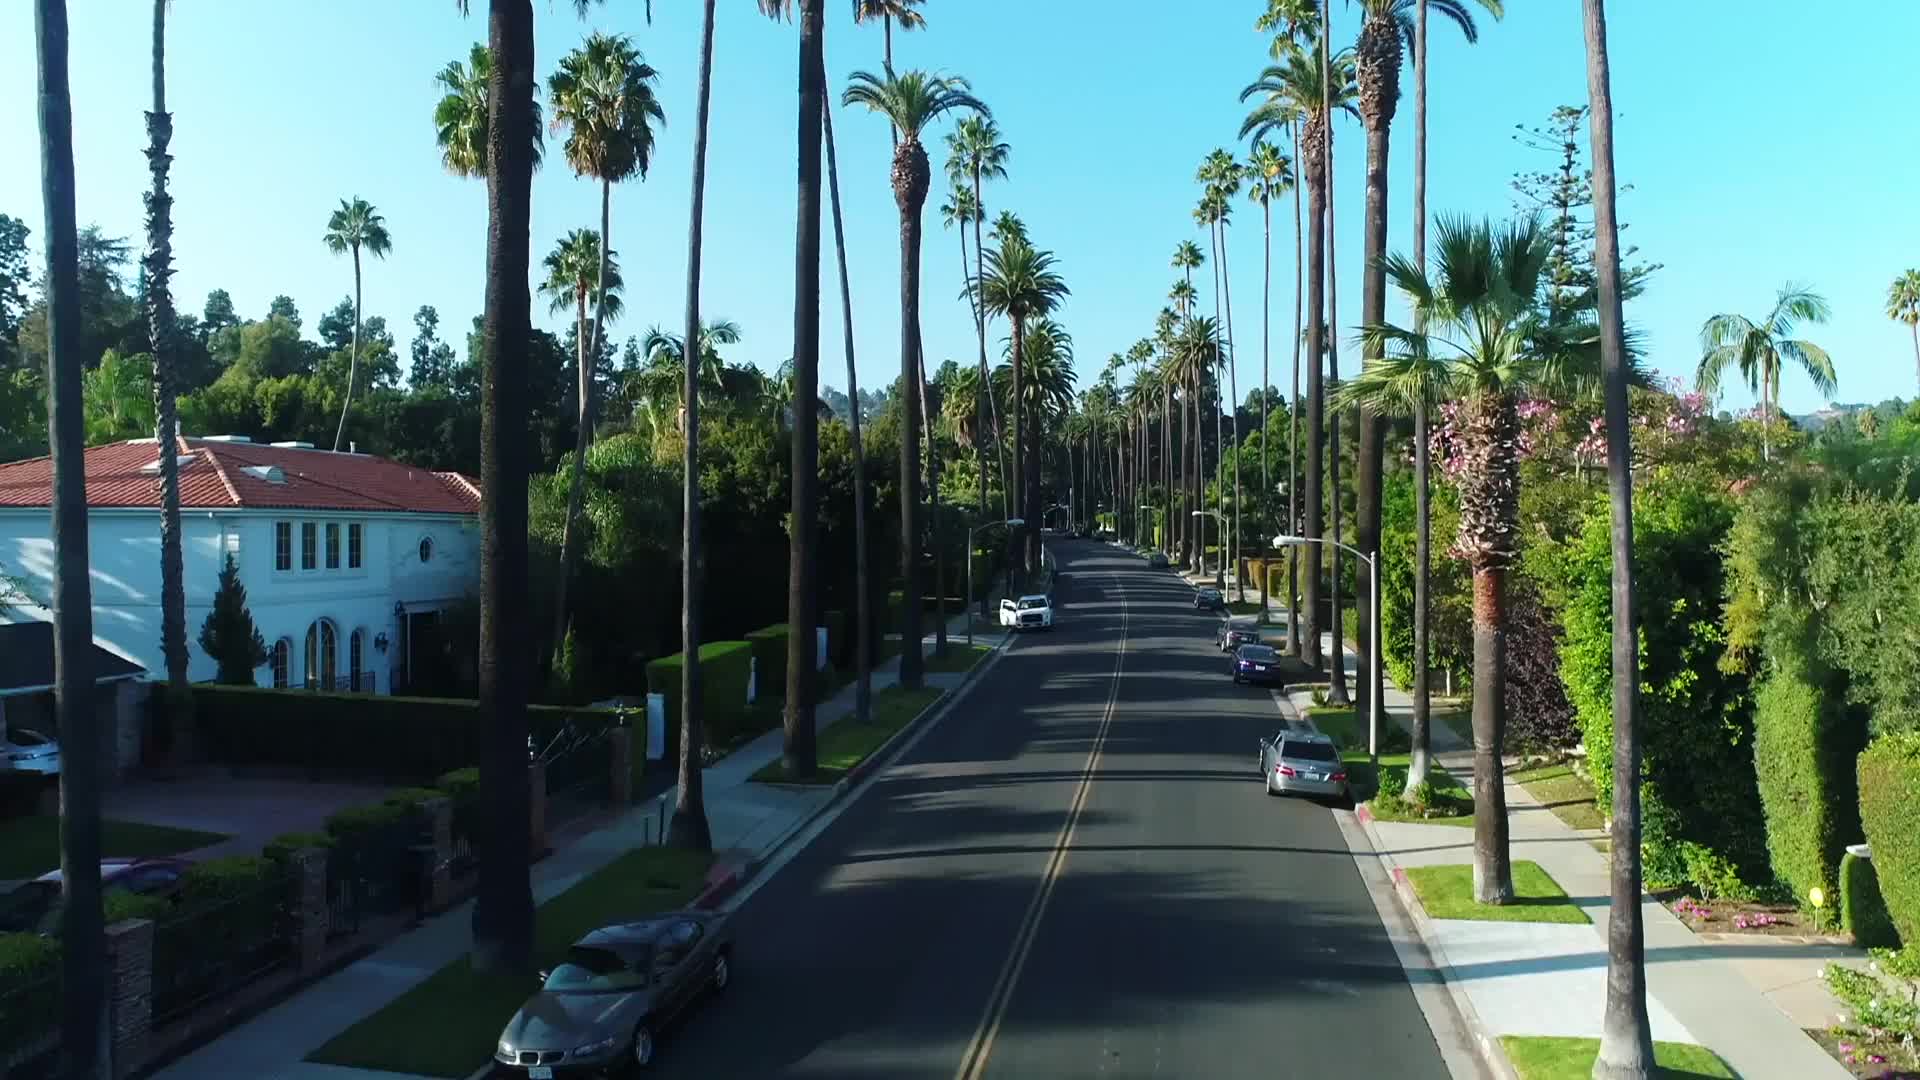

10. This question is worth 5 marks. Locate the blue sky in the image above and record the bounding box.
[4,1,1916,415]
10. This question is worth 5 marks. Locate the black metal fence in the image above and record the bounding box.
[0,969,59,1078]
[150,868,296,1030]
[325,816,429,940]
[541,723,613,830]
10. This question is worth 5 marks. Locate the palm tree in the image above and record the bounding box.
[322,198,392,452]
[1583,2,1655,1073]
[1345,214,1612,905]
[1171,239,1206,566]
[1246,140,1291,595]
[145,0,189,708]
[821,41,876,726]
[37,1,107,1064]
[1697,285,1835,463]
[978,237,1070,581]
[539,231,625,469]
[852,0,926,70]
[1199,150,1246,597]
[630,319,740,426]
[947,115,1011,530]
[433,43,544,177]
[547,31,664,665]
[83,350,156,444]
[842,67,986,689]
[1887,269,1920,396]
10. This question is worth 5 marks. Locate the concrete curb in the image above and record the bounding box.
[688,633,1016,913]
[1352,803,1520,1080]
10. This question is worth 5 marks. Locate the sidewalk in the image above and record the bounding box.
[1282,630,1852,1080]
[154,610,1005,1080]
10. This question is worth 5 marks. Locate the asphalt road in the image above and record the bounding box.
[653,540,1451,1079]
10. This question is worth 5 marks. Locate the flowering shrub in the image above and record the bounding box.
[1824,960,1920,1072]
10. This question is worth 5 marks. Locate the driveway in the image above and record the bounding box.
[104,772,393,861]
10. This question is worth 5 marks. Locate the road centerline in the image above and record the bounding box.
[953,569,1130,1080]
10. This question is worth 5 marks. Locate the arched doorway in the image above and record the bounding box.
[305,619,338,690]
[272,639,292,689]
[349,629,365,692]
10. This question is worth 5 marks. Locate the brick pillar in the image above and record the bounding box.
[423,797,453,910]
[290,847,329,971]
[609,728,633,806]
[103,918,153,1078]
[528,761,547,857]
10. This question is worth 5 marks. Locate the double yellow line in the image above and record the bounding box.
[953,573,1129,1080]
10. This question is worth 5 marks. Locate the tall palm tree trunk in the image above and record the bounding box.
[1221,218,1243,601]
[1586,1,1656,1072]
[669,0,721,849]
[1011,321,1028,579]
[822,78,872,726]
[1322,1,1350,708]
[972,168,1008,523]
[782,0,824,775]
[333,246,362,452]
[1462,388,1516,905]
[1302,128,1325,673]
[1289,119,1305,658]
[146,0,188,724]
[919,347,946,654]
[550,177,612,667]
[1407,0,1434,791]
[895,150,927,691]
[1261,191,1272,618]
[473,0,539,969]
[38,1,108,1070]
[1210,224,1226,586]
[1356,13,1395,726]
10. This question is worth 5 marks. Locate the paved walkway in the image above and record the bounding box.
[153,610,1003,1080]
[1274,628,1851,1080]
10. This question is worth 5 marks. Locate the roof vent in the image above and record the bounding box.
[269,441,316,450]
[201,435,253,444]
[239,465,286,485]
[138,454,195,475]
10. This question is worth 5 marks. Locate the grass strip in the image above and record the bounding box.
[1406,860,1592,925]
[1499,1036,1736,1079]
[924,644,992,675]
[0,817,229,879]
[307,846,712,1078]
[751,686,945,785]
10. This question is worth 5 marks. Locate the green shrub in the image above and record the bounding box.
[151,857,290,1018]
[1841,851,1901,949]
[1375,766,1406,802]
[435,767,480,798]
[1859,733,1920,945]
[104,891,171,924]
[324,800,418,842]
[262,831,333,863]
[745,624,791,703]
[1751,661,1863,903]
[1680,841,1755,903]
[0,931,59,1060]
[646,641,754,755]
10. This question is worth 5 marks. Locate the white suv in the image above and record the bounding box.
[1000,594,1054,631]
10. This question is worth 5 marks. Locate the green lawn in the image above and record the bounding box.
[1226,600,1264,615]
[924,643,992,675]
[1406,860,1592,924]
[307,846,712,1078]
[1500,1036,1737,1079]
[0,816,228,879]
[1509,760,1606,832]
[751,686,945,785]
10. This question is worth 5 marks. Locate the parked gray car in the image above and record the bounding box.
[494,910,732,1076]
[1257,731,1351,806]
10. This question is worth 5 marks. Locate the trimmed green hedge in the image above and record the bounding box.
[1751,661,1863,903]
[0,931,58,1061]
[1858,733,1920,945]
[151,856,291,1020]
[745,624,791,703]
[646,641,754,756]
[1841,851,1901,949]
[193,685,633,780]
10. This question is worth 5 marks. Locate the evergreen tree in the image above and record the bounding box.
[1511,104,1659,320]
[197,552,267,684]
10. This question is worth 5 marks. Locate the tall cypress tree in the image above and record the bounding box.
[197,552,266,685]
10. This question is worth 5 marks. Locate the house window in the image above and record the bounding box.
[347,524,363,569]
[325,524,340,570]
[305,619,337,690]
[349,630,364,691]
[275,522,292,572]
[418,536,434,563]
[271,639,291,688]
[301,523,317,570]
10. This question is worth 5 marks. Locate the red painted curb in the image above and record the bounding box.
[691,860,748,910]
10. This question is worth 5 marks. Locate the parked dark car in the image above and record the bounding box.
[1193,587,1225,611]
[494,910,732,1075]
[1215,623,1260,653]
[0,857,196,935]
[1231,643,1284,686]
[1147,552,1170,569]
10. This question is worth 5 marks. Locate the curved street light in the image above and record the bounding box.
[1274,533,1383,767]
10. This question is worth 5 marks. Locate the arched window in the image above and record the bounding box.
[271,639,292,689]
[305,619,338,690]
[349,630,364,692]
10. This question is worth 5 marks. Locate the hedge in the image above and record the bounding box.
[150,856,291,1020]
[0,931,58,1061]
[1858,733,1920,945]
[193,685,633,780]
[745,624,791,703]
[1751,661,1863,904]
[1841,851,1900,949]
[646,641,754,757]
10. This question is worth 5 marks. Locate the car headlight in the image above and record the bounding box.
[574,1036,618,1056]
[496,1040,514,1060]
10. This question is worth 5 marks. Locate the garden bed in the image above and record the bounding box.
[1808,1025,1920,1078]
[1662,892,1836,939]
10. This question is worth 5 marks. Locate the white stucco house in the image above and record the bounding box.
[0,434,481,696]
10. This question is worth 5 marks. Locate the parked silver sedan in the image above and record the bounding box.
[0,728,60,775]
[1257,731,1351,806]
[495,910,732,1076]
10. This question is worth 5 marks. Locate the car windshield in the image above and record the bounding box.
[542,945,647,993]
[9,729,50,747]
[1282,741,1340,763]
[1018,598,1048,610]
[1238,646,1276,660]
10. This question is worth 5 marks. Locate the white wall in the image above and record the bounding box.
[0,509,478,694]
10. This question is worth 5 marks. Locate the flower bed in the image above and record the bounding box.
[1663,893,1829,938]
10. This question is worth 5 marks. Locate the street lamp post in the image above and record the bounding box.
[1273,533,1383,767]
[1193,509,1230,589]
[968,517,1024,646]
[1138,505,1157,552]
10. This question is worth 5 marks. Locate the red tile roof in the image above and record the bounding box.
[0,439,480,515]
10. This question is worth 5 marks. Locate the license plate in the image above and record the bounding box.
[1304,772,1323,781]
[529,1068,553,1079]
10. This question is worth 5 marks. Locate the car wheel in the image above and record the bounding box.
[711,951,730,993]
[1264,775,1279,796]
[630,1023,656,1069]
